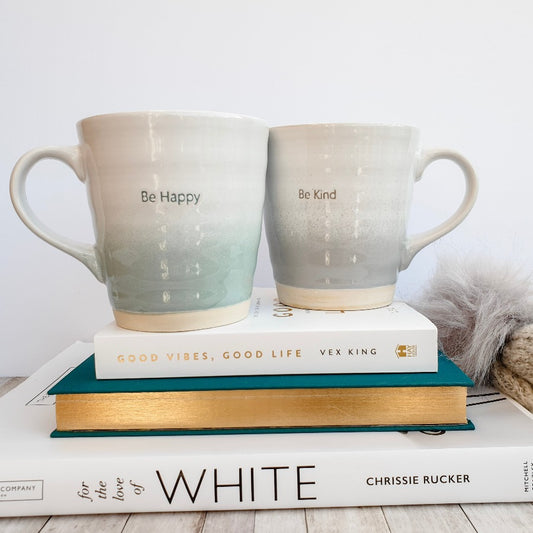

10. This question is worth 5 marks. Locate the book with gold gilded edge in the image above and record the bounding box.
[2,343,532,517]
[93,287,438,379]
[49,351,473,436]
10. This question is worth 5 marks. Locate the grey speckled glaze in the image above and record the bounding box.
[265,123,478,308]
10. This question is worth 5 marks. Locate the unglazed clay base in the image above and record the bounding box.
[113,299,251,332]
[276,283,396,311]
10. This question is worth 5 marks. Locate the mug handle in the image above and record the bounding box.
[9,146,104,282]
[400,148,479,270]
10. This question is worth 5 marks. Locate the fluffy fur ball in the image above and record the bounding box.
[409,253,533,385]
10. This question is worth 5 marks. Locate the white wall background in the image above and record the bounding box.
[2,0,532,376]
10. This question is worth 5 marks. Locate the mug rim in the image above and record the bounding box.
[78,110,268,128]
[270,122,418,132]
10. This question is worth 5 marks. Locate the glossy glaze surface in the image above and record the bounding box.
[11,111,268,329]
[265,123,477,309]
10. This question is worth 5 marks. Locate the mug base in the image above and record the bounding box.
[113,299,251,332]
[276,283,396,311]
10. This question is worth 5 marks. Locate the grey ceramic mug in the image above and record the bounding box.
[10,111,268,331]
[265,123,478,310]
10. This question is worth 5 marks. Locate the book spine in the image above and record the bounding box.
[94,329,437,378]
[1,444,531,516]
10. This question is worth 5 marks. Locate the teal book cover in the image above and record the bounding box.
[49,352,473,395]
[52,422,474,438]
[50,353,474,437]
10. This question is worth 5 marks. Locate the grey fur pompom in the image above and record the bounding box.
[409,254,533,385]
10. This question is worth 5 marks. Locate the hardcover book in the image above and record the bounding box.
[49,352,472,434]
[0,343,531,518]
[94,288,438,379]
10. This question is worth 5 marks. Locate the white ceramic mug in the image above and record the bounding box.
[265,123,478,310]
[10,111,268,331]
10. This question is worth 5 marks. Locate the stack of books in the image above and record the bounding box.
[49,288,473,435]
[1,342,533,517]
[2,290,533,517]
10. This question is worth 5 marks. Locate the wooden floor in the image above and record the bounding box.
[1,377,532,533]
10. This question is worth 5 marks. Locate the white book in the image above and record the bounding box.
[94,287,438,378]
[0,342,532,517]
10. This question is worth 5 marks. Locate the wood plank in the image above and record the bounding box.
[306,507,390,533]
[201,510,255,533]
[123,512,206,532]
[382,504,475,532]
[0,516,50,533]
[0,377,25,397]
[40,513,129,532]
[461,502,533,532]
[255,509,306,532]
